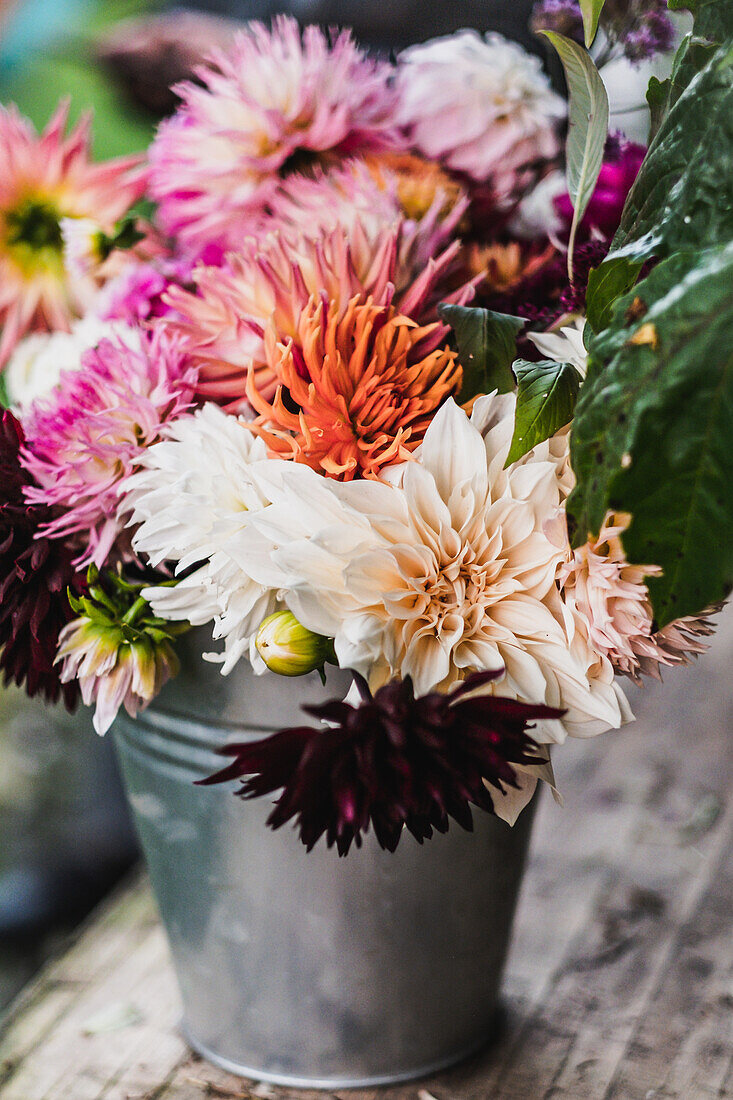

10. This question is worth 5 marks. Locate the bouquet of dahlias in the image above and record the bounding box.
[1,3,731,857]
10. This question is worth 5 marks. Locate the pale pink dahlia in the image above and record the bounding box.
[163,222,476,410]
[148,16,401,252]
[560,513,716,684]
[395,31,565,204]
[0,102,145,364]
[21,331,197,568]
[267,159,470,286]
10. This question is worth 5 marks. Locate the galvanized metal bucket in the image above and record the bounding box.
[112,634,535,1089]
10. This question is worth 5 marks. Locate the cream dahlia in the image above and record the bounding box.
[0,102,145,364]
[560,512,716,684]
[121,403,277,674]
[149,16,401,251]
[240,397,630,738]
[163,222,475,410]
[395,31,564,203]
[20,331,196,568]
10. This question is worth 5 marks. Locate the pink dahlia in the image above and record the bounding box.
[560,513,716,684]
[267,158,470,286]
[20,331,197,569]
[163,221,476,411]
[96,254,196,324]
[148,16,401,252]
[395,31,564,206]
[0,102,145,364]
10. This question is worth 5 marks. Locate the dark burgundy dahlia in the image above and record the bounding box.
[0,409,82,707]
[201,669,563,856]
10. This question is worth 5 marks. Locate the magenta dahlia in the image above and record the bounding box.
[0,409,81,706]
[20,330,197,569]
[201,669,563,856]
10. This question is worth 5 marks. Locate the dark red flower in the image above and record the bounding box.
[200,670,563,856]
[0,409,82,707]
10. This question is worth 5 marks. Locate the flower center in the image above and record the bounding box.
[279,146,330,178]
[6,197,63,252]
[4,197,64,275]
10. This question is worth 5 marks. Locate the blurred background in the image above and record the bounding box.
[0,0,686,1013]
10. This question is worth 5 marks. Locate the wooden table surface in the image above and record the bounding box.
[1,609,732,1100]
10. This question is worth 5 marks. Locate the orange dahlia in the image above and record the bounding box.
[245,295,461,480]
[164,222,473,411]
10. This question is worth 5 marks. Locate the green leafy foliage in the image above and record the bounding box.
[438,304,524,401]
[567,243,733,626]
[540,32,609,283]
[569,1,733,626]
[579,0,606,47]
[505,359,581,466]
[612,42,733,265]
[670,0,733,43]
[585,256,643,333]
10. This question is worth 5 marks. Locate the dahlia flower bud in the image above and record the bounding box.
[56,567,186,735]
[255,611,335,678]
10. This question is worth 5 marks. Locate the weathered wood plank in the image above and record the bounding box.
[0,609,731,1100]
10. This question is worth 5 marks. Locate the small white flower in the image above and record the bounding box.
[4,315,141,412]
[529,319,589,377]
[57,616,179,736]
[509,170,566,241]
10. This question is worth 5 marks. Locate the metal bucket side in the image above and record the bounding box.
[113,642,535,1088]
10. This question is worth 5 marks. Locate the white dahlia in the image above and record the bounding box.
[120,403,277,673]
[240,397,630,740]
[4,315,140,412]
[395,31,565,202]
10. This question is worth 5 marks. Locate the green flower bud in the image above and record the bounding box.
[255,611,335,677]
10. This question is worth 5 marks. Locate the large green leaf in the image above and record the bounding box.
[438,304,524,400]
[585,256,643,333]
[541,32,609,283]
[567,243,733,626]
[505,360,581,466]
[612,41,733,264]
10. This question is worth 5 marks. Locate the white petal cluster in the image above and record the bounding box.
[120,403,277,673]
[396,31,565,199]
[5,316,140,413]
[509,170,566,240]
[238,398,631,741]
[529,320,589,378]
